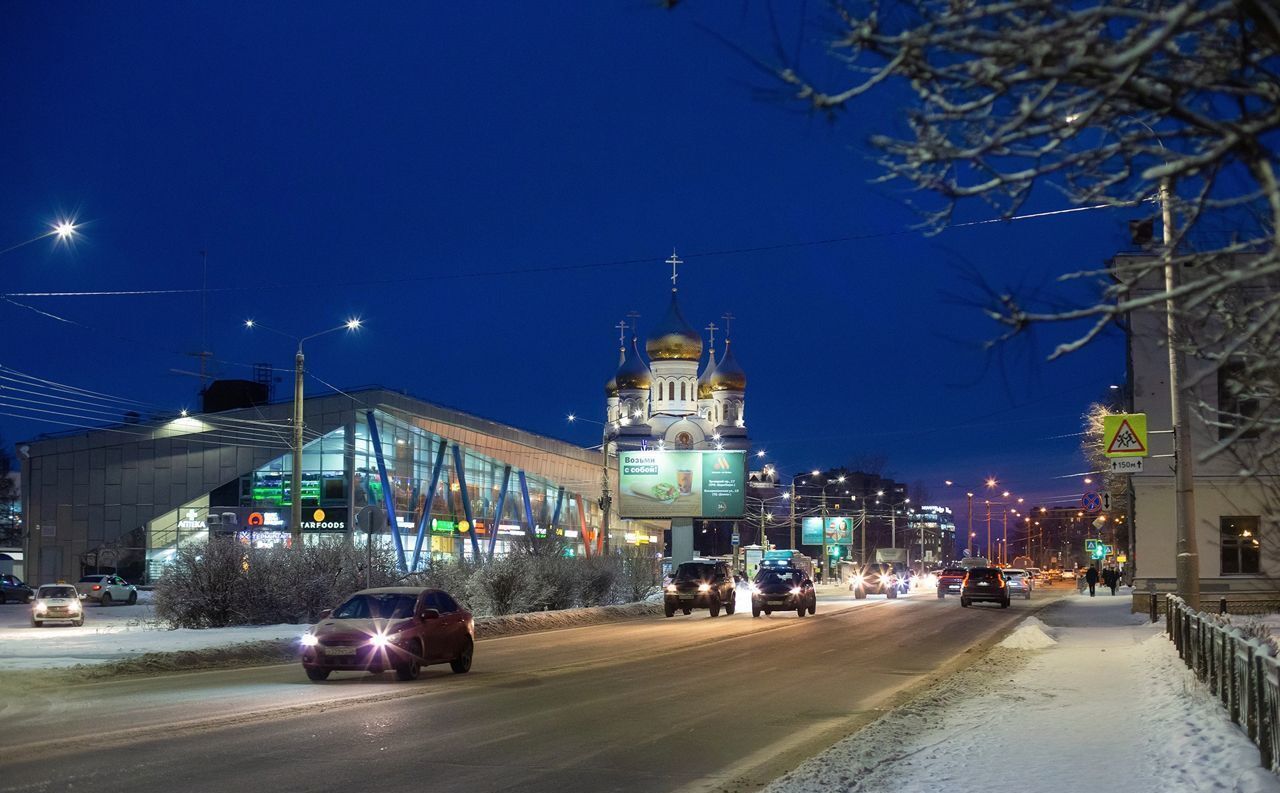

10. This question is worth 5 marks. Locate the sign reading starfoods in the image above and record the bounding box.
[617,450,746,519]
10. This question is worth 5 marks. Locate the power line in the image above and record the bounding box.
[1,203,1119,300]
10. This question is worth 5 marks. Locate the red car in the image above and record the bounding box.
[299,586,474,682]
[936,567,967,599]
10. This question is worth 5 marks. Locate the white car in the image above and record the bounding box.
[32,584,85,627]
[76,574,138,605]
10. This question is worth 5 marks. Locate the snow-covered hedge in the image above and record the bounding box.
[154,538,661,627]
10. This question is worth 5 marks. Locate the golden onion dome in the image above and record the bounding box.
[710,340,746,392]
[605,347,624,397]
[615,336,651,390]
[645,292,703,362]
[697,345,718,399]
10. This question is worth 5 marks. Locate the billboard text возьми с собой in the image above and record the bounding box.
[617,450,746,519]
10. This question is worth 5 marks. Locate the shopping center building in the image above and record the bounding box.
[20,387,662,584]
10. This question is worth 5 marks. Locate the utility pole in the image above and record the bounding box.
[759,498,767,551]
[821,490,828,582]
[1002,509,1009,565]
[291,346,304,550]
[860,501,867,569]
[967,493,974,556]
[599,441,612,555]
[986,501,992,563]
[1163,177,1200,609]
[788,479,796,550]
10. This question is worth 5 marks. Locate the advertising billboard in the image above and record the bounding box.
[617,450,746,519]
[801,516,854,545]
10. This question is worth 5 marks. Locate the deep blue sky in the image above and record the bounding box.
[1,3,1128,511]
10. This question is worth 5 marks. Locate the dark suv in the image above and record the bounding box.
[960,567,1010,608]
[664,560,737,618]
[0,573,34,604]
[852,563,908,599]
[750,566,816,618]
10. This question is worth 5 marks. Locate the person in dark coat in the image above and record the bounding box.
[1102,566,1119,595]
[1085,565,1100,597]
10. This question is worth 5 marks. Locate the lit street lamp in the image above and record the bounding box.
[0,218,79,256]
[246,317,361,548]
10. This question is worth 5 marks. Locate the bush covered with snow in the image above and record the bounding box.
[154,537,662,627]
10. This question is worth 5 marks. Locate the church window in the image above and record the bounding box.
[680,382,686,401]
[668,382,675,401]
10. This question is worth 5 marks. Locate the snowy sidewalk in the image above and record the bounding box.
[768,590,1280,793]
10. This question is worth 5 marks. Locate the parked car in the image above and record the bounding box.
[750,565,816,618]
[0,573,34,604]
[961,567,1010,608]
[76,574,137,605]
[32,584,84,627]
[664,559,737,617]
[1002,568,1034,600]
[852,563,908,599]
[299,587,474,682]
[935,567,967,599]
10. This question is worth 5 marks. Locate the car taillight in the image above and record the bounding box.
[997,577,1006,588]
[92,585,101,591]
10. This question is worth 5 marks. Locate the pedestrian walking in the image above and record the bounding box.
[1102,566,1119,595]
[1085,565,1099,597]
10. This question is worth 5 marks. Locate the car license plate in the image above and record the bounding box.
[324,646,357,656]
[978,582,989,587]
[678,594,694,600]
[767,600,783,605]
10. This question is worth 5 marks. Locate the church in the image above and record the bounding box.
[603,253,750,456]
[602,253,752,564]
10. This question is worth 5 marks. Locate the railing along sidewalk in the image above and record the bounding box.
[1165,594,1279,773]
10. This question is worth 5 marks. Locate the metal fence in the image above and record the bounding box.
[1166,594,1280,771]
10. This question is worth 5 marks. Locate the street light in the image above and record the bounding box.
[245,317,362,549]
[0,218,80,256]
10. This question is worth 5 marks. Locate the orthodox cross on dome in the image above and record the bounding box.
[626,310,641,338]
[666,248,683,292]
[704,321,718,352]
[721,312,735,338]
[615,319,628,349]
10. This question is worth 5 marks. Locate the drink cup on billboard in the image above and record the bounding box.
[676,469,693,495]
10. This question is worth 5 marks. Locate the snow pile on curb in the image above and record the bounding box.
[476,601,660,639]
[0,601,662,678]
[997,616,1057,650]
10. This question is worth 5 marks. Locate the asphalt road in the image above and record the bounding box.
[0,585,1066,793]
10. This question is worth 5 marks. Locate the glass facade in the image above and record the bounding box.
[146,409,607,576]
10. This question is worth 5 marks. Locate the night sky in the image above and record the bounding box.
[2,3,1130,512]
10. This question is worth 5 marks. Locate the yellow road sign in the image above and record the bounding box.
[1102,413,1148,458]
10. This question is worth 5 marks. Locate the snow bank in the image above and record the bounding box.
[997,616,1057,650]
[0,601,661,676]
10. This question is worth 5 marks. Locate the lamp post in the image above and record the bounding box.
[246,317,361,550]
[0,219,78,257]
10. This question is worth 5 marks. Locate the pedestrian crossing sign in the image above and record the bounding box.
[1102,413,1148,458]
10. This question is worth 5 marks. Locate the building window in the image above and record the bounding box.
[1221,516,1261,575]
[680,381,686,401]
[668,382,675,401]
[1218,361,1261,440]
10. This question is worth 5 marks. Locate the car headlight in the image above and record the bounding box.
[789,587,802,595]
[67,601,81,612]
[665,584,677,593]
[851,574,864,587]
[34,604,46,614]
[698,583,711,593]
[368,634,389,648]
[300,633,319,647]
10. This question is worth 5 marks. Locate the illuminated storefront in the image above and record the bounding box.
[23,388,661,583]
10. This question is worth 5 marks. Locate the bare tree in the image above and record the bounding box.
[684,1,1279,461]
